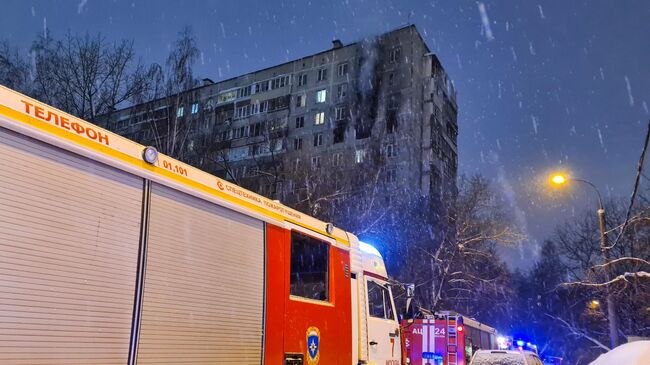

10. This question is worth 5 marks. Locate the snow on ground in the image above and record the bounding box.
[589,341,650,365]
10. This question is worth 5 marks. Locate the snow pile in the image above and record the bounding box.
[589,341,650,365]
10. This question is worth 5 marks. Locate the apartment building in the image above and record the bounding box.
[99,24,458,249]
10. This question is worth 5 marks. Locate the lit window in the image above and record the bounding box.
[314,112,325,125]
[313,133,323,147]
[317,68,327,82]
[355,149,366,164]
[191,103,199,114]
[316,89,327,103]
[177,106,184,118]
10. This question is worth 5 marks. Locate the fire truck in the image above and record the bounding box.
[0,86,402,365]
[401,311,498,365]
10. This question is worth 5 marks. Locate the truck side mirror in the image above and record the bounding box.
[405,283,415,313]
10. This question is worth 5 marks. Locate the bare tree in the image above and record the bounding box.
[0,41,32,93]
[30,31,149,120]
[401,175,524,319]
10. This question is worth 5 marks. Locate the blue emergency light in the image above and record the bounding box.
[422,352,443,365]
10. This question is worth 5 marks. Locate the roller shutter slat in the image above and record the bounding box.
[0,127,142,364]
[137,183,264,365]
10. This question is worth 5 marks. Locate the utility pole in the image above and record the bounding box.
[550,175,619,348]
[597,207,619,348]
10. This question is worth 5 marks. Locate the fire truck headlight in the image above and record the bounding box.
[142,146,159,165]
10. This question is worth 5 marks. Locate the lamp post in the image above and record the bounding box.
[550,174,619,348]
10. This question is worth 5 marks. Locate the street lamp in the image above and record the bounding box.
[548,173,619,348]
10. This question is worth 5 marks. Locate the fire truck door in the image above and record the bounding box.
[365,277,400,365]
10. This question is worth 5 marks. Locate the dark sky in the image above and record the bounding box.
[2,0,649,269]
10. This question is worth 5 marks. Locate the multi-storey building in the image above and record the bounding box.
[99,24,458,260]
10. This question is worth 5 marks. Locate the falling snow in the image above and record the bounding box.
[77,0,88,14]
[477,2,494,41]
[531,115,539,134]
[625,76,634,106]
[537,4,545,19]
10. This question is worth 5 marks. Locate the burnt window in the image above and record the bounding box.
[290,231,329,301]
[333,124,345,144]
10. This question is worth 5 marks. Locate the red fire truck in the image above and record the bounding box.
[0,86,403,365]
[401,311,499,365]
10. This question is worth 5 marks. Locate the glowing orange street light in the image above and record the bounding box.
[550,173,567,186]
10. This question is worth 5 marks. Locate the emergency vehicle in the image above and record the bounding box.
[401,311,498,365]
[0,85,402,365]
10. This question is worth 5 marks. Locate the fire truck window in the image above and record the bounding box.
[290,231,329,301]
[367,280,394,319]
[367,281,386,318]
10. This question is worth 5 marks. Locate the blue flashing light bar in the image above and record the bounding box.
[359,241,382,257]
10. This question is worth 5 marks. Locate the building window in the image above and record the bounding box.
[386,143,395,157]
[294,138,303,150]
[294,158,302,171]
[385,169,396,183]
[337,83,348,100]
[311,156,321,169]
[333,153,343,167]
[191,103,199,114]
[388,72,394,87]
[177,105,184,118]
[237,85,252,98]
[314,112,325,125]
[317,68,327,82]
[296,94,306,108]
[333,124,345,144]
[290,231,329,301]
[316,89,327,103]
[271,75,290,89]
[298,73,307,86]
[313,133,323,147]
[255,80,270,93]
[235,104,251,119]
[367,280,394,319]
[355,149,366,164]
[388,95,399,110]
[389,47,401,63]
[295,116,305,128]
[335,106,347,121]
[337,62,349,76]
[387,111,398,133]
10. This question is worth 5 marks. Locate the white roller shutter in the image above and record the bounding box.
[137,183,265,364]
[0,127,143,364]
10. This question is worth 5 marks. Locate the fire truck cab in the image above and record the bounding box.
[0,85,400,365]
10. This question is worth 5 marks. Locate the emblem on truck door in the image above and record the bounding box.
[305,326,320,365]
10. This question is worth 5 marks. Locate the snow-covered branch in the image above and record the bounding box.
[563,271,650,288]
[544,314,610,351]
